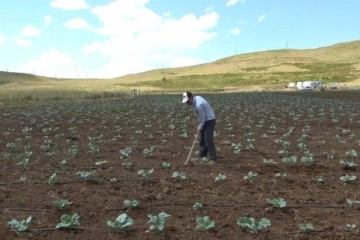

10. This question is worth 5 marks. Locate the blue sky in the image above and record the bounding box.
[0,0,359,78]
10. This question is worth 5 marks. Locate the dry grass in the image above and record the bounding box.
[1,40,360,94]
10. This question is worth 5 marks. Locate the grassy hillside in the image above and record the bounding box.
[1,40,360,93]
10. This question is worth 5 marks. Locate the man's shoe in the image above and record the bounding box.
[207,160,216,165]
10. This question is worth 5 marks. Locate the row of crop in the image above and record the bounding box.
[7,197,360,234]
[0,165,359,186]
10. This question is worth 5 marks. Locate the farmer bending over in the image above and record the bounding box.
[182,92,217,164]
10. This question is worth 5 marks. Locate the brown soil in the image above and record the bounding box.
[1,90,360,240]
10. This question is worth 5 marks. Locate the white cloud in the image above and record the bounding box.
[17,49,75,78]
[226,0,245,7]
[230,27,241,35]
[44,16,53,26]
[21,26,41,37]
[14,38,32,47]
[81,0,219,77]
[50,0,89,10]
[258,14,267,23]
[65,17,92,30]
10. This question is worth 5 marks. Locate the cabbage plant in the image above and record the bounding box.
[147,212,170,232]
[107,213,134,231]
[56,213,80,229]
[8,217,32,232]
[196,216,215,230]
[237,216,271,233]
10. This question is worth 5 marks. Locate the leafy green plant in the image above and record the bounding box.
[143,146,156,157]
[17,149,32,168]
[122,161,133,169]
[196,216,215,230]
[172,171,187,180]
[56,213,80,229]
[161,161,171,169]
[346,198,360,206]
[345,224,356,232]
[231,143,242,153]
[298,223,314,232]
[313,177,324,184]
[346,149,358,159]
[107,213,134,232]
[48,173,58,185]
[340,174,357,183]
[77,171,91,179]
[267,198,286,208]
[193,202,203,210]
[123,199,140,209]
[137,169,154,179]
[147,212,170,232]
[244,171,257,180]
[282,156,297,164]
[8,217,32,232]
[275,172,287,178]
[87,141,99,155]
[340,160,356,169]
[263,158,275,164]
[301,151,315,165]
[119,147,132,159]
[237,216,271,233]
[215,173,227,182]
[54,199,72,209]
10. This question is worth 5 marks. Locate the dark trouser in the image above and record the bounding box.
[198,119,217,161]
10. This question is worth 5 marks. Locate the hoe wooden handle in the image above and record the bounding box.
[184,132,199,165]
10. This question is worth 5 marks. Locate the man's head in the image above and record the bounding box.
[182,91,193,105]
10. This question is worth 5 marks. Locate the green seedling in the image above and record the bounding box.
[237,216,271,233]
[172,171,187,180]
[119,147,132,159]
[346,149,358,159]
[263,158,275,164]
[346,198,360,207]
[54,199,72,209]
[48,173,57,185]
[137,169,154,179]
[231,143,242,153]
[143,146,156,157]
[161,161,171,169]
[267,198,287,208]
[122,161,133,169]
[244,171,257,180]
[282,156,297,164]
[193,202,203,210]
[147,212,170,232]
[345,224,356,232]
[215,173,227,182]
[56,213,80,229]
[340,160,356,169]
[313,177,324,184]
[298,223,314,232]
[196,216,215,230]
[340,174,357,183]
[123,199,140,209]
[107,213,134,232]
[275,172,287,178]
[8,217,32,232]
[77,171,91,179]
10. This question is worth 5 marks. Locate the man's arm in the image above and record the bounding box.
[196,107,206,131]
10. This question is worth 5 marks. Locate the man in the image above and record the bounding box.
[182,92,217,164]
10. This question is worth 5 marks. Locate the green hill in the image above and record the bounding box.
[1,40,360,92]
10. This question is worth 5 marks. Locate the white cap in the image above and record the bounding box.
[182,92,189,103]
